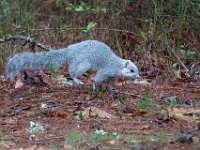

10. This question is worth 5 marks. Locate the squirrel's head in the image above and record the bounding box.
[121,60,139,79]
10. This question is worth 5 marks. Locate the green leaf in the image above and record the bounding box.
[187,51,196,59]
[140,31,146,39]
[0,50,5,57]
[172,63,178,68]
[86,22,96,31]
[55,0,63,7]
[48,65,59,74]
[164,96,183,107]
[175,70,180,78]
[197,3,200,10]
[83,22,96,33]
[75,5,84,12]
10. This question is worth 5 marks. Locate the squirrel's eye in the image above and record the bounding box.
[130,69,134,73]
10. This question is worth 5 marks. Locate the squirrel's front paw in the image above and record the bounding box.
[73,77,84,85]
[92,82,96,91]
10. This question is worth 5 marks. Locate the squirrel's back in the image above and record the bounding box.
[66,40,123,70]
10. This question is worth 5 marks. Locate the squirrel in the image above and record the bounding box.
[6,40,139,89]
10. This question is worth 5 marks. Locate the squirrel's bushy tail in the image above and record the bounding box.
[6,49,68,81]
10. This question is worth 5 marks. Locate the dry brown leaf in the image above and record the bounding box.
[0,140,17,149]
[132,110,147,118]
[15,78,24,89]
[133,79,151,86]
[108,140,118,145]
[63,144,73,149]
[163,107,200,121]
[42,110,68,118]
[82,106,117,119]
[36,146,47,150]
[23,145,38,150]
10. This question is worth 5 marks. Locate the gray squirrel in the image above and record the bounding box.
[6,40,139,89]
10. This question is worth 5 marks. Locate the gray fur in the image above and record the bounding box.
[6,40,139,86]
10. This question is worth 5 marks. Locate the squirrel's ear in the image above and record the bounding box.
[124,60,130,68]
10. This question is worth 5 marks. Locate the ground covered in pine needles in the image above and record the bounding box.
[0,74,200,150]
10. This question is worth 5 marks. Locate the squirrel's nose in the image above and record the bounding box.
[133,73,140,79]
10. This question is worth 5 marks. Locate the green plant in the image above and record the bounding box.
[66,1,106,14]
[83,22,96,38]
[154,131,166,141]
[65,131,86,147]
[88,87,100,96]
[26,121,45,133]
[164,96,183,107]
[74,112,84,121]
[48,65,59,74]
[0,133,5,143]
[137,92,158,112]
[55,0,63,7]
[90,130,117,145]
[40,95,52,101]
[187,51,196,59]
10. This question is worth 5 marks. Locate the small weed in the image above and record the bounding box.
[74,112,84,120]
[48,65,59,75]
[164,96,183,107]
[40,95,51,101]
[83,22,96,38]
[143,135,152,143]
[88,88,100,96]
[26,121,45,133]
[154,131,166,141]
[0,133,5,143]
[137,92,158,113]
[102,85,111,93]
[88,85,111,96]
[65,131,86,147]
[90,132,116,145]
[66,1,106,14]
[187,51,196,59]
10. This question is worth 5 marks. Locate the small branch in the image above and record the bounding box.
[0,34,52,51]
[166,45,191,76]
[28,27,138,36]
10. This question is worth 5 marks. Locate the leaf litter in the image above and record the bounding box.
[0,74,200,149]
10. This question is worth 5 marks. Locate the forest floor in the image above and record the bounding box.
[0,74,200,150]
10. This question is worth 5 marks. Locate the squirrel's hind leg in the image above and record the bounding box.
[68,62,91,86]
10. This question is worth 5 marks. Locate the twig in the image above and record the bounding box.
[166,45,191,76]
[0,34,52,51]
[28,27,138,36]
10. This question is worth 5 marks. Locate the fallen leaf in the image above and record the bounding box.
[36,146,46,150]
[175,133,193,143]
[55,75,73,87]
[0,75,6,82]
[197,122,200,130]
[10,105,31,115]
[42,110,68,118]
[15,78,24,89]
[123,107,135,113]
[23,145,38,150]
[63,144,73,149]
[24,69,49,85]
[162,107,200,121]
[108,140,117,145]
[82,106,117,119]
[0,140,16,149]
[132,110,147,118]
[154,114,170,125]
[133,79,151,86]
[192,137,200,144]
